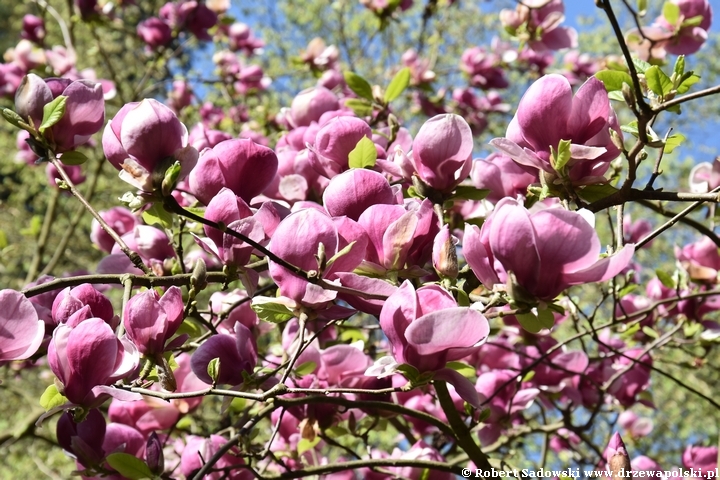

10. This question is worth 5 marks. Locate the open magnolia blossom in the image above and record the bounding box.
[464,198,634,302]
[490,74,622,185]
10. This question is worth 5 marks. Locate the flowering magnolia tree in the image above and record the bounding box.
[1,0,720,478]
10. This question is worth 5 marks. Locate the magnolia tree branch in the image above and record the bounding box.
[21,271,231,297]
[39,155,105,277]
[586,185,720,213]
[47,155,152,275]
[637,199,720,247]
[25,187,60,283]
[655,83,720,112]
[164,195,389,301]
[435,380,493,471]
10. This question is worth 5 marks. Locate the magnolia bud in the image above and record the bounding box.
[145,432,165,475]
[432,225,458,278]
[621,82,635,109]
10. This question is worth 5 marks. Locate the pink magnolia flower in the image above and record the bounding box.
[227,23,265,56]
[48,318,139,406]
[137,17,172,49]
[323,168,397,220]
[605,432,631,475]
[379,280,489,406]
[21,15,45,43]
[676,236,720,282]
[188,138,278,205]
[410,114,473,193]
[167,79,193,113]
[108,397,180,436]
[51,283,116,327]
[689,157,720,193]
[290,86,339,127]
[15,74,104,153]
[0,289,44,361]
[300,38,339,71]
[491,74,622,185]
[191,324,257,385]
[195,187,267,269]
[683,445,718,476]
[402,49,436,86]
[470,153,537,203]
[56,408,106,468]
[618,410,654,438]
[394,441,453,480]
[102,99,198,192]
[357,198,438,276]
[460,47,507,90]
[123,286,185,357]
[655,0,712,55]
[307,116,373,178]
[464,198,634,301]
[90,207,139,253]
[181,434,252,480]
[500,0,577,52]
[46,163,85,189]
[268,208,367,309]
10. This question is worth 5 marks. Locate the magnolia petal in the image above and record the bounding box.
[405,307,489,356]
[564,244,635,285]
[434,368,481,409]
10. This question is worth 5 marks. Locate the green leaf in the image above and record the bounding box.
[344,98,373,117]
[594,70,634,92]
[40,384,68,411]
[642,326,659,339]
[105,453,154,480]
[662,1,680,25]
[445,361,476,379]
[142,204,174,230]
[637,0,647,14]
[516,311,543,334]
[207,358,220,383]
[477,407,491,423]
[552,139,572,172]
[325,241,356,269]
[161,161,181,196]
[324,425,351,438]
[676,72,700,94]
[39,95,67,133]
[632,57,652,74]
[297,437,321,455]
[608,91,626,102]
[384,67,411,103]
[348,136,377,169]
[522,370,535,383]
[58,150,88,166]
[684,322,702,338]
[0,230,6,249]
[20,215,43,237]
[618,284,638,298]
[645,66,673,97]
[251,296,296,323]
[577,183,619,203]
[2,108,26,129]
[655,269,675,288]
[395,363,420,383]
[536,307,555,330]
[673,55,686,79]
[294,361,317,376]
[344,71,374,101]
[450,186,490,201]
[664,132,685,153]
[621,120,639,137]
[681,14,704,27]
[176,317,203,339]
